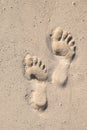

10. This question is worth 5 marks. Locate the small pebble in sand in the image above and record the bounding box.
[59,103,62,106]
[48,18,50,22]
[33,24,36,27]
[44,0,47,3]
[82,19,85,22]
[10,6,13,9]
[72,2,76,6]
[62,120,67,124]
[3,8,6,11]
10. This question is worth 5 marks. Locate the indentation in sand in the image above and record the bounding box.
[50,27,76,86]
[23,54,48,111]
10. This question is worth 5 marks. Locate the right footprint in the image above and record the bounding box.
[50,27,76,86]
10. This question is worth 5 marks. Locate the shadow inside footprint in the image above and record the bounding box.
[72,53,76,61]
[30,74,36,79]
[61,77,68,88]
[39,100,48,111]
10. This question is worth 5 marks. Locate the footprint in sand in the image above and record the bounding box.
[23,54,48,111]
[50,27,76,86]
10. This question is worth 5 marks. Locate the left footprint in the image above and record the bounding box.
[23,54,48,111]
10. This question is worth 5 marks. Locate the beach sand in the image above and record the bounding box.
[0,0,87,130]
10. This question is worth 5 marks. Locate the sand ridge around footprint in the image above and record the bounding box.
[50,27,76,86]
[23,54,48,111]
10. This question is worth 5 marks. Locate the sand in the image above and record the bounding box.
[0,0,87,130]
